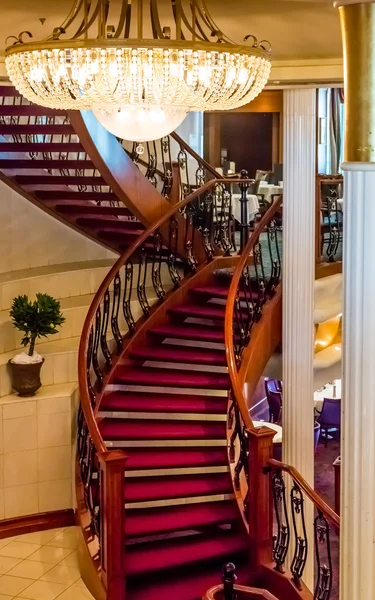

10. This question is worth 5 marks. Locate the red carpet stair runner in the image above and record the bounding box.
[97,271,250,600]
[0,85,144,253]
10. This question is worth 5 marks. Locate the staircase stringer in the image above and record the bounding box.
[69,110,172,226]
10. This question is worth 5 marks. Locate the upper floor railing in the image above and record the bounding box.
[315,175,343,267]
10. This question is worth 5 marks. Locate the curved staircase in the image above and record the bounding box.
[98,271,249,599]
[0,85,179,253]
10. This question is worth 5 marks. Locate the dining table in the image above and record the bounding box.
[314,380,342,412]
[259,182,283,204]
[232,193,260,224]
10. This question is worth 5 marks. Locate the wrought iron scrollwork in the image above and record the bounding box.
[314,511,333,600]
[272,470,290,571]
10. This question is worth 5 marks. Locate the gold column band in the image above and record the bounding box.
[338,2,375,162]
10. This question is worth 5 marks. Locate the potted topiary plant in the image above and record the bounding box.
[8,294,65,396]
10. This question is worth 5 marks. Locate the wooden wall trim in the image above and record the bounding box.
[0,509,75,540]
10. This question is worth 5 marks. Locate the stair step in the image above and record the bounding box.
[124,472,233,503]
[169,303,228,321]
[98,228,143,241]
[0,124,74,135]
[130,345,226,366]
[126,529,247,576]
[192,285,231,299]
[119,447,228,470]
[99,418,226,441]
[112,367,230,389]
[126,500,239,538]
[149,324,225,343]
[36,191,117,202]
[0,86,21,97]
[0,143,83,153]
[15,175,107,186]
[101,391,227,414]
[0,159,94,170]
[76,216,142,230]
[127,559,250,600]
[0,105,66,116]
[56,203,132,217]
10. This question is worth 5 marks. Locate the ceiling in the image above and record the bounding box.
[0,0,342,62]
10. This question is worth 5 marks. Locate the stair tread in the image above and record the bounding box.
[126,529,247,576]
[124,472,233,503]
[130,345,226,366]
[112,366,230,389]
[149,324,224,342]
[116,447,228,470]
[100,391,227,414]
[169,303,227,320]
[99,418,226,440]
[126,500,239,537]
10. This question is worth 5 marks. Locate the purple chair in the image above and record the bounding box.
[317,398,341,447]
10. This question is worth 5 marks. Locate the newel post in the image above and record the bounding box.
[247,428,275,569]
[98,450,127,600]
[239,169,250,252]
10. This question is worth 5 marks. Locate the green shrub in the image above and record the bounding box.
[10,294,65,356]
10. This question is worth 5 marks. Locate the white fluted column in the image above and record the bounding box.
[340,164,375,600]
[334,2,375,598]
[283,88,316,590]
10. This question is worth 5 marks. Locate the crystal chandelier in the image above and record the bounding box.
[5,0,272,141]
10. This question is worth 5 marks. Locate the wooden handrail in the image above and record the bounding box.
[171,131,224,180]
[268,458,340,528]
[78,176,253,457]
[224,196,283,432]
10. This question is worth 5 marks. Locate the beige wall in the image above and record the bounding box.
[0,179,115,275]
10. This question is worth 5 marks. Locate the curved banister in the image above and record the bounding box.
[170,131,224,181]
[268,458,340,528]
[224,196,283,432]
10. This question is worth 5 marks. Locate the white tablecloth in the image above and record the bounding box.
[259,182,283,203]
[314,380,341,412]
[232,193,259,224]
[253,421,282,443]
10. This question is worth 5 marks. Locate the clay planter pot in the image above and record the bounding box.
[8,358,45,397]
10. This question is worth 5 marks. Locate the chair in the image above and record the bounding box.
[255,169,270,181]
[314,421,321,452]
[316,398,341,447]
[265,380,282,424]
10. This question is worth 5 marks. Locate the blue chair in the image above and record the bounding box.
[314,421,321,452]
[265,379,283,424]
[317,398,341,447]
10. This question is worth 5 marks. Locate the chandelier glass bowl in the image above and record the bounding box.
[5,0,272,139]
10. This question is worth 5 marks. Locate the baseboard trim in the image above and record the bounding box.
[0,509,75,539]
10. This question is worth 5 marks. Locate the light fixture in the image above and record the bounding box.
[5,0,271,141]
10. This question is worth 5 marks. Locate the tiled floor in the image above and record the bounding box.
[0,527,94,600]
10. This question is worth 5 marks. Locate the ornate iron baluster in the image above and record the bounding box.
[92,307,104,389]
[290,483,308,589]
[123,261,136,332]
[152,231,166,299]
[161,136,173,198]
[201,190,215,259]
[253,241,267,318]
[137,247,151,315]
[271,470,290,571]
[178,147,191,197]
[111,273,122,353]
[266,217,282,296]
[100,289,112,370]
[86,327,95,403]
[314,511,333,600]
[168,217,181,285]
[184,204,198,270]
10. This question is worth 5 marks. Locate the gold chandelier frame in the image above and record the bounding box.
[5,0,272,112]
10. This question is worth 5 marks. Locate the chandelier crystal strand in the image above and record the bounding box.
[5,0,271,140]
